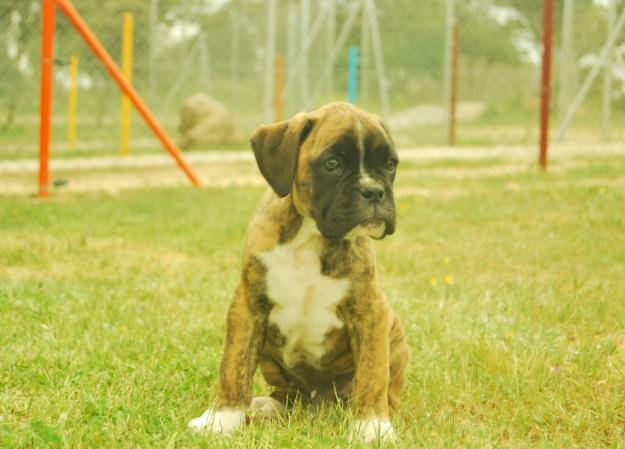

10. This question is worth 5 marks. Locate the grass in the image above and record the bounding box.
[1,154,625,448]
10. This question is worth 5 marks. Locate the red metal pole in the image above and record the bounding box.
[38,0,56,198]
[448,22,459,146]
[55,0,201,186]
[539,0,555,170]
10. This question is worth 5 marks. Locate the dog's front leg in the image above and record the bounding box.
[345,298,395,443]
[189,282,266,435]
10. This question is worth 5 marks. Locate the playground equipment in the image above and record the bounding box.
[38,0,200,198]
[119,12,134,156]
[67,55,78,150]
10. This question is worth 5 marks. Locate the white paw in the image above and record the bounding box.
[249,396,285,418]
[188,408,245,435]
[349,418,396,444]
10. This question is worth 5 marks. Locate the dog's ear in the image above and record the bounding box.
[251,112,314,197]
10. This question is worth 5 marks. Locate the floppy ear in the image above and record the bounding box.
[250,112,314,197]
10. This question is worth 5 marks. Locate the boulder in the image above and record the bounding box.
[178,93,240,149]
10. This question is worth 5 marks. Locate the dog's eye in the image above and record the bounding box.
[324,158,340,171]
[385,158,397,172]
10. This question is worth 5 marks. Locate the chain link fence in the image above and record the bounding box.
[1,0,624,160]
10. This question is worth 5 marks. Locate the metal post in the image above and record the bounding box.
[326,0,336,97]
[299,0,310,109]
[602,0,617,141]
[230,10,240,104]
[449,22,459,146]
[264,0,277,122]
[539,0,555,170]
[347,47,359,103]
[39,0,56,198]
[275,55,285,122]
[365,0,390,119]
[67,55,78,150]
[558,0,575,119]
[286,0,298,113]
[360,2,370,105]
[443,0,455,141]
[119,12,134,156]
[148,0,158,99]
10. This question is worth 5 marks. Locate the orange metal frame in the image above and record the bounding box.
[539,0,555,170]
[38,0,201,197]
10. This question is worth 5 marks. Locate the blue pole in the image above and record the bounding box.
[347,46,359,104]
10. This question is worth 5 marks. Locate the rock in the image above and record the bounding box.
[178,94,241,149]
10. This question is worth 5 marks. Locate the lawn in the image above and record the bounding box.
[1,154,624,448]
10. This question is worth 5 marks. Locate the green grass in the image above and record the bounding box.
[1,155,625,448]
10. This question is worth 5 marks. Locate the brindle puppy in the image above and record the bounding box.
[189,102,410,443]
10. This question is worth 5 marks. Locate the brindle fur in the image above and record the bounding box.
[213,102,410,422]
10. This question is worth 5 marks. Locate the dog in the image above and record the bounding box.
[189,102,410,443]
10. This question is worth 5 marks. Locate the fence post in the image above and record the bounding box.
[274,55,285,122]
[539,0,555,170]
[443,0,455,143]
[67,55,78,150]
[326,0,336,97]
[558,0,575,120]
[148,0,158,100]
[347,46,359,104]
[602,0,617,141]
[264,0,277,122]
[39,0,57,198]
[120,12,134,156]
[448,22,459,146]
[299,0,310,109]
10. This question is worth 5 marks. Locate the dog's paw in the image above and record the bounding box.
[249,396,285,418]
[349,418,396,444]
[188,408,244,435]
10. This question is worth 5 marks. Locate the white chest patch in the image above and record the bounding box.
[259,220,350,367]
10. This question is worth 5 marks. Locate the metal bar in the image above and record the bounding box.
[443,0,455,140]
[275,55,285,122]
[360,3,370,105]
[39,0,56,198]
[148,0,158,99]
[365,0,390,119]
[326,0,336,96]
[539,0,555,170]
[299,0,310,108]
[558,0,575,119]
[264,0,277,121]
[449,22,459,146]
[347,46,359,103]
[286,0,298,114]
[67,55,78,150]
[56,0,201,186]
[119,12,134,156]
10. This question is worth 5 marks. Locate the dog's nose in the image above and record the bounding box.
[357,185,385,203]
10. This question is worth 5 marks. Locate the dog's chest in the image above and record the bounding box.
[259,235,350,367]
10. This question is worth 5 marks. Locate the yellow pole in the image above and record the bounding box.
[119,12,134,156]
[67,55,78,150]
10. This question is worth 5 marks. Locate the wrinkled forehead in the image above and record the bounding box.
[308,108,393,157]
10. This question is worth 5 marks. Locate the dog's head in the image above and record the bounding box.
[251,102,398,240]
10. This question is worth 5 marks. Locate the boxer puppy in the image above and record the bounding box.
[189,102,410,443]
